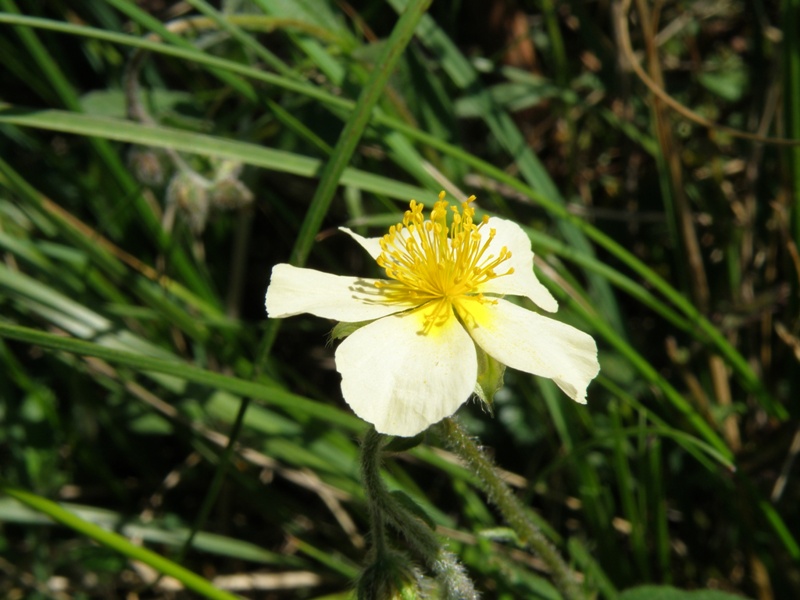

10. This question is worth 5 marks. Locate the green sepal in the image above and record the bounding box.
[384,432,425,453]
[473,344,506,412]
[389,490,436,530]
[330,320,373,341]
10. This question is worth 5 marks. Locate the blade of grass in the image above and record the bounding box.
[0,498,303,567]
[0,4,215,302]
[0,321,363,431]
[0,483,243,600]
[286,0,433,268]
[610,402,649,579]
[0,105,430,202]
[0,13,342,105]
[647,436,671,582]
[568,537,619,600]
[256,0,433,366]
[387,0,624,336]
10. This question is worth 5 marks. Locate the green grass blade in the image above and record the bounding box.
[0,321,363,431]
[0,484,243,600]
[285,0,433,268]
[0,498,302,567]
[0,105,429,202]
[255,0,433,368]
[387,0,625,336]
[0,8,214,302]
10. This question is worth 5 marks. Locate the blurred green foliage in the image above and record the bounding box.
[1,0,799,598]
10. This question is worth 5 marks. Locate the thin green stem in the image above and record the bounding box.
[360,427,389,557]
[362,428,479,600]
[440,418,586,600]
[286,0,432,269]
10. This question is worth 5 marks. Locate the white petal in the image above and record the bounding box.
[457,297,598,403]
[339,227,383,259]
[336,305,477,436]
[478,217,558,313]
[265,263,404,321]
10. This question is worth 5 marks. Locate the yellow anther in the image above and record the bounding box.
[373,193,514,326]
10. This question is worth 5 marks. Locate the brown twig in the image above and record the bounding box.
[614,0,800,146]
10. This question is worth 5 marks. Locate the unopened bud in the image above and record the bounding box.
[128,147,168,187]
[356,550,421,600]
[209,177,254,210]
[166,171,210,234]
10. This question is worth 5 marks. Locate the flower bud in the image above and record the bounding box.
[128,147,168,188]
[209,177,253,210]
[166,171,210,234]
[356,550,422,600]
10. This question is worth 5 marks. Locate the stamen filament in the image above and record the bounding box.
[375,192,515,332]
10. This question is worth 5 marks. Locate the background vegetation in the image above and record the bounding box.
[1,0,799,598]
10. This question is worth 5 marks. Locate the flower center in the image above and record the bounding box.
[375,192,514,331]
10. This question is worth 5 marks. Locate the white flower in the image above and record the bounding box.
[266,192,599,437]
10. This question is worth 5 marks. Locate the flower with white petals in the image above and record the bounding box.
[266,192,599,437]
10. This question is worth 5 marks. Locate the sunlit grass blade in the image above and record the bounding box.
[0,105,430,202]
[0,484,243,600]
[256,0,433,369]
[0,497,303,567]
[283,0,434,268]
[0,321,363,431]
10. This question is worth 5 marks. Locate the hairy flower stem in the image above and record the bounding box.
[360,427,480,600]
[360,425,389,558]
[440,418,585,600]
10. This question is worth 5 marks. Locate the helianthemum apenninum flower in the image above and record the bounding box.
[266,192,599,436]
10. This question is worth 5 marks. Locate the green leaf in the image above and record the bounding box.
[697,70,748,103]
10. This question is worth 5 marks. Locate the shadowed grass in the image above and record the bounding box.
[1,1,798,598]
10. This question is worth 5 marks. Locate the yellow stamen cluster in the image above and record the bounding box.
[375,192,514,332]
